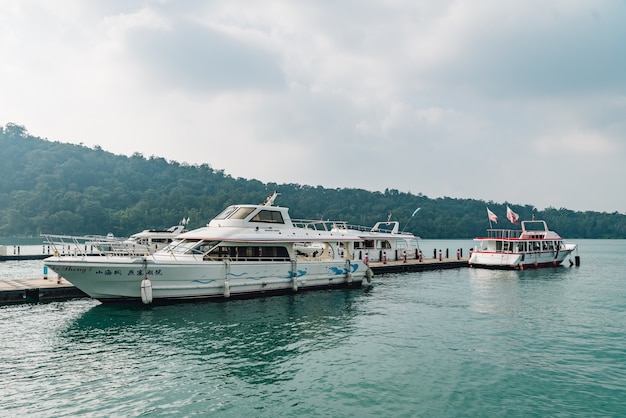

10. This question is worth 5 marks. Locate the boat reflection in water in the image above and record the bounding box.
[61,287,369,386]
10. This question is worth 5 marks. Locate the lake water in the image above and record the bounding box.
[1,240,625,416]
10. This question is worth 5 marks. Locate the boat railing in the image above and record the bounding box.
[486,229,522,239]
[41,234,152,258]
[292,219,352,232]
[292,219,412,235]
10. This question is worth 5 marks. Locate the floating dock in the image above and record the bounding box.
[369,257,468,274]
[0,257,469,305]
[0,278,88,304]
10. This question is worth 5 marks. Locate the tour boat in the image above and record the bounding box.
[290,214,421,264]
[44,195,372,304]
[42,220,188,257]
[468,219,578,269]
[331,221,420,263]
[123,221,188,253]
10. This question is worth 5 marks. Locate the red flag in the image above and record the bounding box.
[506,206,519,224]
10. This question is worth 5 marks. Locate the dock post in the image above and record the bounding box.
[43,266,48,280]
[24,288,40,303]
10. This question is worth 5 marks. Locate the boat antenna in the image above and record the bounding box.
[263,191,279,206]
[401,207,421,233]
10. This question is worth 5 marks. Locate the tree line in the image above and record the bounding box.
[1,123,625,239]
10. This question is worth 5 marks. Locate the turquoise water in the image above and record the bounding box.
[1,240,625,416]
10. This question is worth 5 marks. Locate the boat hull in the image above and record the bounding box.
[44,256,368,303]
[468,248,575,270]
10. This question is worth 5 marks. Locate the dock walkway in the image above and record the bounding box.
[0,257,469,305]
[369,257,468,274]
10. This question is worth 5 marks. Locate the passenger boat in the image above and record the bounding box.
[331,221,420,263]
[43,195,372,304]
[468,219,578,269]
[42,220,188,257]
[123,221,188,253]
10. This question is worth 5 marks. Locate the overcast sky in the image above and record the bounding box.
[2,1,625,213]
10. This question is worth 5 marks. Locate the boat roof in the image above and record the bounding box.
[129,224,186,239]
[475,220,563,241]
[179,203,363,242]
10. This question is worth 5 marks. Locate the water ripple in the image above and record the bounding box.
[2,240,626,416]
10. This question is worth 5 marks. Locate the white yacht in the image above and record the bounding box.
[123,222,188,253]
[44,196,372,304]
[331,220,420,263]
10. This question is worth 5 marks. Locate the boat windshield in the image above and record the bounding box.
[163,239,205,255]
[215,206,238,219]
[229,207,256,219]
[214,206,256,220]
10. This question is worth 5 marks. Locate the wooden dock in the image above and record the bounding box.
[369,257,469,273]
[0,278,88,304]
[0,257,468,305]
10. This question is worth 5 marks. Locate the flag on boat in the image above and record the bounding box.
[506,206,519,224]
[412,208,421,217]
[486,207,498,223]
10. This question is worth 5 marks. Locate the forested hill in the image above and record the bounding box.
[1,123,625,238]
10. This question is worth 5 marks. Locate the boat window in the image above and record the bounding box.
[294,242,324,257]
[166,239,204,254]
[362,240,375,249]
[250,209,284,224]
[229,207,256,220]
[203,245,290,261]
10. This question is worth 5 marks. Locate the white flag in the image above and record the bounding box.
[486,208,498,224]
[506,206,519,224]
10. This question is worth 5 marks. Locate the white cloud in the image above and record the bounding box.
[532,131,619,156]
[1,0,626,213]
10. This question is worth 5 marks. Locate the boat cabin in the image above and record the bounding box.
[477,220,566,254]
